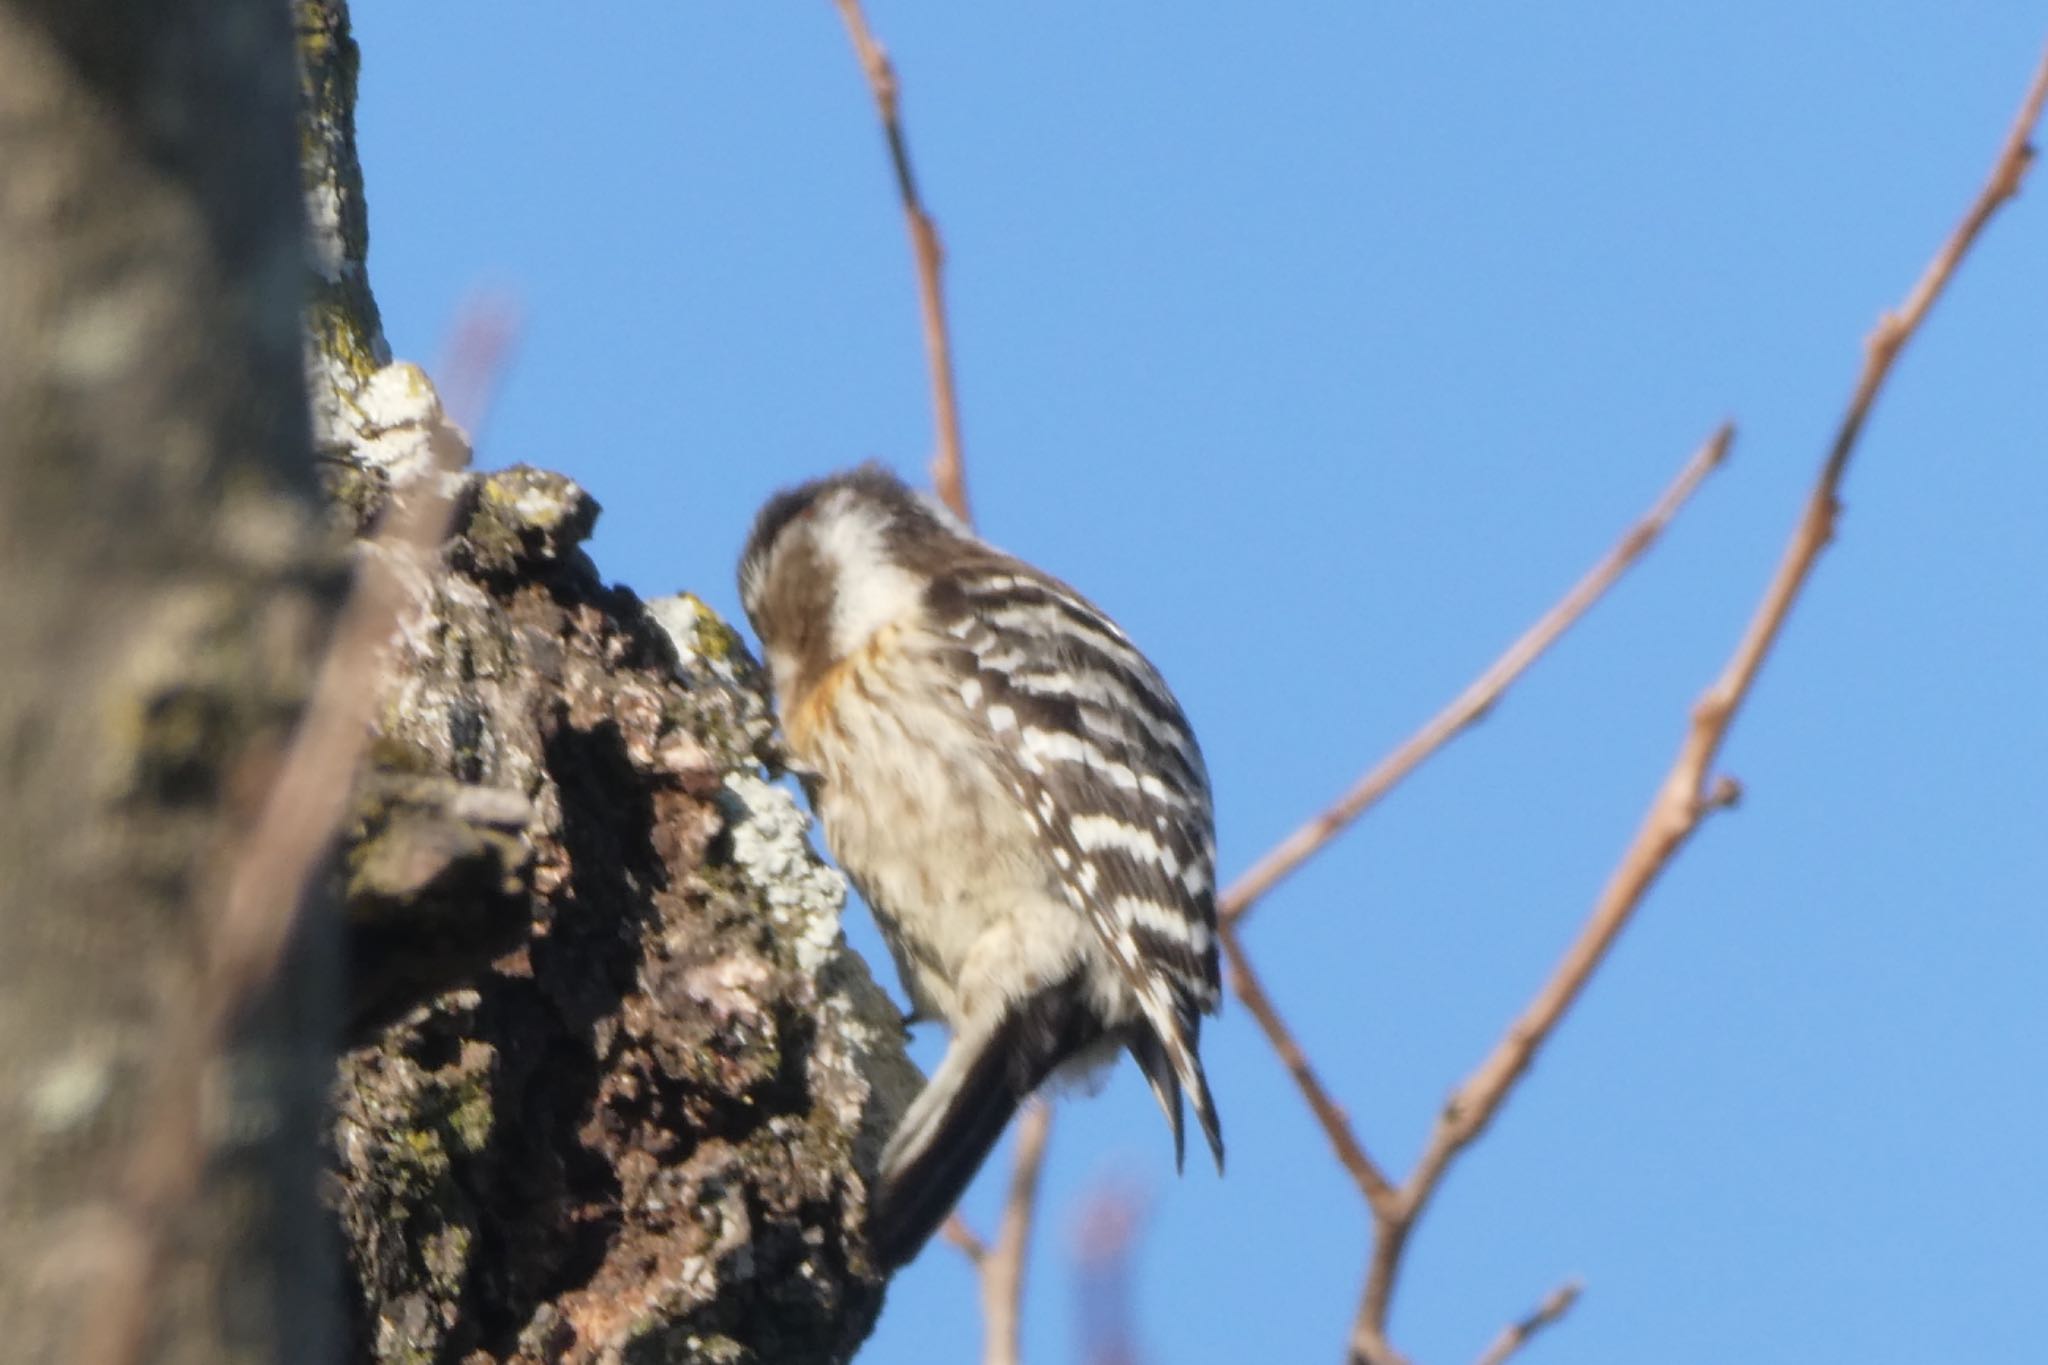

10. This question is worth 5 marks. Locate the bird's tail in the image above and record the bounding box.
[1128,1001,1224,1173]
[868,980,1099,1270]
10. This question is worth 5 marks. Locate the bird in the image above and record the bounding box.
[738,463,1222,1269]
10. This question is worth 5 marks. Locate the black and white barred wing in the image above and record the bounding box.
[931,563,1225,1169]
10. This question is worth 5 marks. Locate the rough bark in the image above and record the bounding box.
[0,2,340,1362]
[326,456,916,1365]
[299,6,918,1362]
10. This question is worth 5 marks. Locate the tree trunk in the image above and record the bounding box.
[0,3,910,1361]
[0,2,340,1363]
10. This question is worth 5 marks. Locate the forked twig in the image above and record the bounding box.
[935,1109,1054,1365]
[1347,40,2048,1365]
[832,0,971,522]
[1219,425,1734,928]
[934,1108,1054,1365]
[980,1104,1054,1365]
[1216,423,1732,1226]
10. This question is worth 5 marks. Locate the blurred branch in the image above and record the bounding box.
[1074,1182,1148,1365]
[1219,424,1734,929]
[832,0,971,522]
[1347,40,2048,1365]
[1472,1280,1583,1365]
[77,314,500,1365]
[941,1212,989,1265]
[435,293,522,438]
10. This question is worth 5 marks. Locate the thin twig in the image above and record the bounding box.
[942,1212,990,1265]
[1220,927,1396,1211]
[830,17,1053,1350]
[831,0,971,522]
[1219,424,1734,928]
[1349,41,2048,1364]
[1472,1280,1583,1365]
[75,319,502,1365]
[1219,424,1735,1223]
[979,1104,1054,1365]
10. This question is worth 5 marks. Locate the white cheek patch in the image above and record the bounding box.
[812,492,926,657]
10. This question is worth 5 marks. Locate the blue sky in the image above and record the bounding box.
[354,7,2047,1362]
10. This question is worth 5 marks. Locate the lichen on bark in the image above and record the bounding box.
[327,452,915,1364]
[296,9,917,1358]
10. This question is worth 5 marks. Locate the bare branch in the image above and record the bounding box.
[831,0,971,522]
[1349,40,2048,1360]
[1472,1280,1584,1365]
[1220,927,1395,1212]
[980,1104,1054,1365]
[1220,424,1734,928]
[828,21,1060,1357]
[1219,424,1733,1355]
[1220,423,1740,1222]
